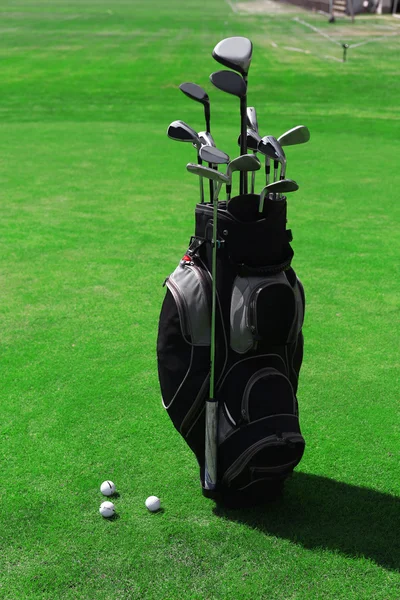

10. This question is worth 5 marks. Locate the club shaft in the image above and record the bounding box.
[204,198,219,491]
[197,152,205,203]
[240,96,247,195]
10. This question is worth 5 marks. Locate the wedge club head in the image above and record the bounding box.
[226,154,260,201]
[199,146,230,165]
[187,163,229,203]
[259,179,299,212]
[278,125,310,147]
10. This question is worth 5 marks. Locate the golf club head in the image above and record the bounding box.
[227,154,261,178]
[238,129,262,152]
[179,82,209,106]
[209,70,247,99]
[246,107,258,133]
[167,120,201,149]
[187,163,229,203]
[212,37,253,77]
[199,146,230,165]
[179,82,211,133]
[258,136,285,161]
[259,179,299,212]
[198,131,216,147]
[278,125,310,147]
[187,163,229,184]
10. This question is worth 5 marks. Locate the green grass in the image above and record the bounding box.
[1,1,399,598]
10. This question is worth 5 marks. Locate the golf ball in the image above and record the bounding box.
[145,496,161,512]
[99,501,115,518]
[100,480,116,496]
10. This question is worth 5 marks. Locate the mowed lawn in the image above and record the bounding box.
[0,0,399,598]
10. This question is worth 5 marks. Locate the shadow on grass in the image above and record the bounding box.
[214,472,400,571]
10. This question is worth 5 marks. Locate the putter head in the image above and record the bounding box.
[227,154,261,177]
[209,70,247,99]
[246,107,258,133]
[258,136,286,161]
[167,120,201,148]
[238,129,261,152]
[199,146,230,165]
[278,125,310,147]
[198,131,216,147]
[212,37,253,77]
[187,163,229,184]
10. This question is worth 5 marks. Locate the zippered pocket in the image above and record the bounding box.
[222,430,304,489]
[230,271,303,354]
[241,367,296,423]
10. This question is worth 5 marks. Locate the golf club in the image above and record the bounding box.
[186,163,230,493]
[238,128,262,193]
[246,106,259,133]
[258,135,286,185]
[259,179,299,212]
[167,120,204,203]
[199,146,230,200]
[278,125,310,148]
[198,131,217,201]
[199,145,230,166]
[226,154,260,201]
[212,37,253,195]
[179,82,211,133]
[209,70,248,195]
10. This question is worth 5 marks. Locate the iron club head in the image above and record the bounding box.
[278,125,310,147]
[259,179,299,212]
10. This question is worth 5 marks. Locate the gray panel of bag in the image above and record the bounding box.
[230,271,304,354]
[166,262,211,346]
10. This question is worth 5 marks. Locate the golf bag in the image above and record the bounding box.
[157,193,306,505]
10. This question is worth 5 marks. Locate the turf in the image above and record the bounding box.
[0,0,399,598]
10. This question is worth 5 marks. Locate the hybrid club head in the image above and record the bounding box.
[246,107,258,133]
[212,37,253,78]
[259,179,299,212]
[179,83,211,132]
[278,125,310,147]
[199,146,230,165]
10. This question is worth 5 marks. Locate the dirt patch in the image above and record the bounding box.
[236,0,304,13]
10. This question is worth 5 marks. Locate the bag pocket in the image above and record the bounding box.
[216,355,305,491]
[157,256,211,460]
[230,270,304,354]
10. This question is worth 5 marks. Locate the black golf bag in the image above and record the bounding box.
[157,193,306,506]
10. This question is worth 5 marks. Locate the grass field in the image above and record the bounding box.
[1,0,399,598]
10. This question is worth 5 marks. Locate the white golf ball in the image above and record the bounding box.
[145,495,161,512]
[99,501,115,518]
[100,480,116,496]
